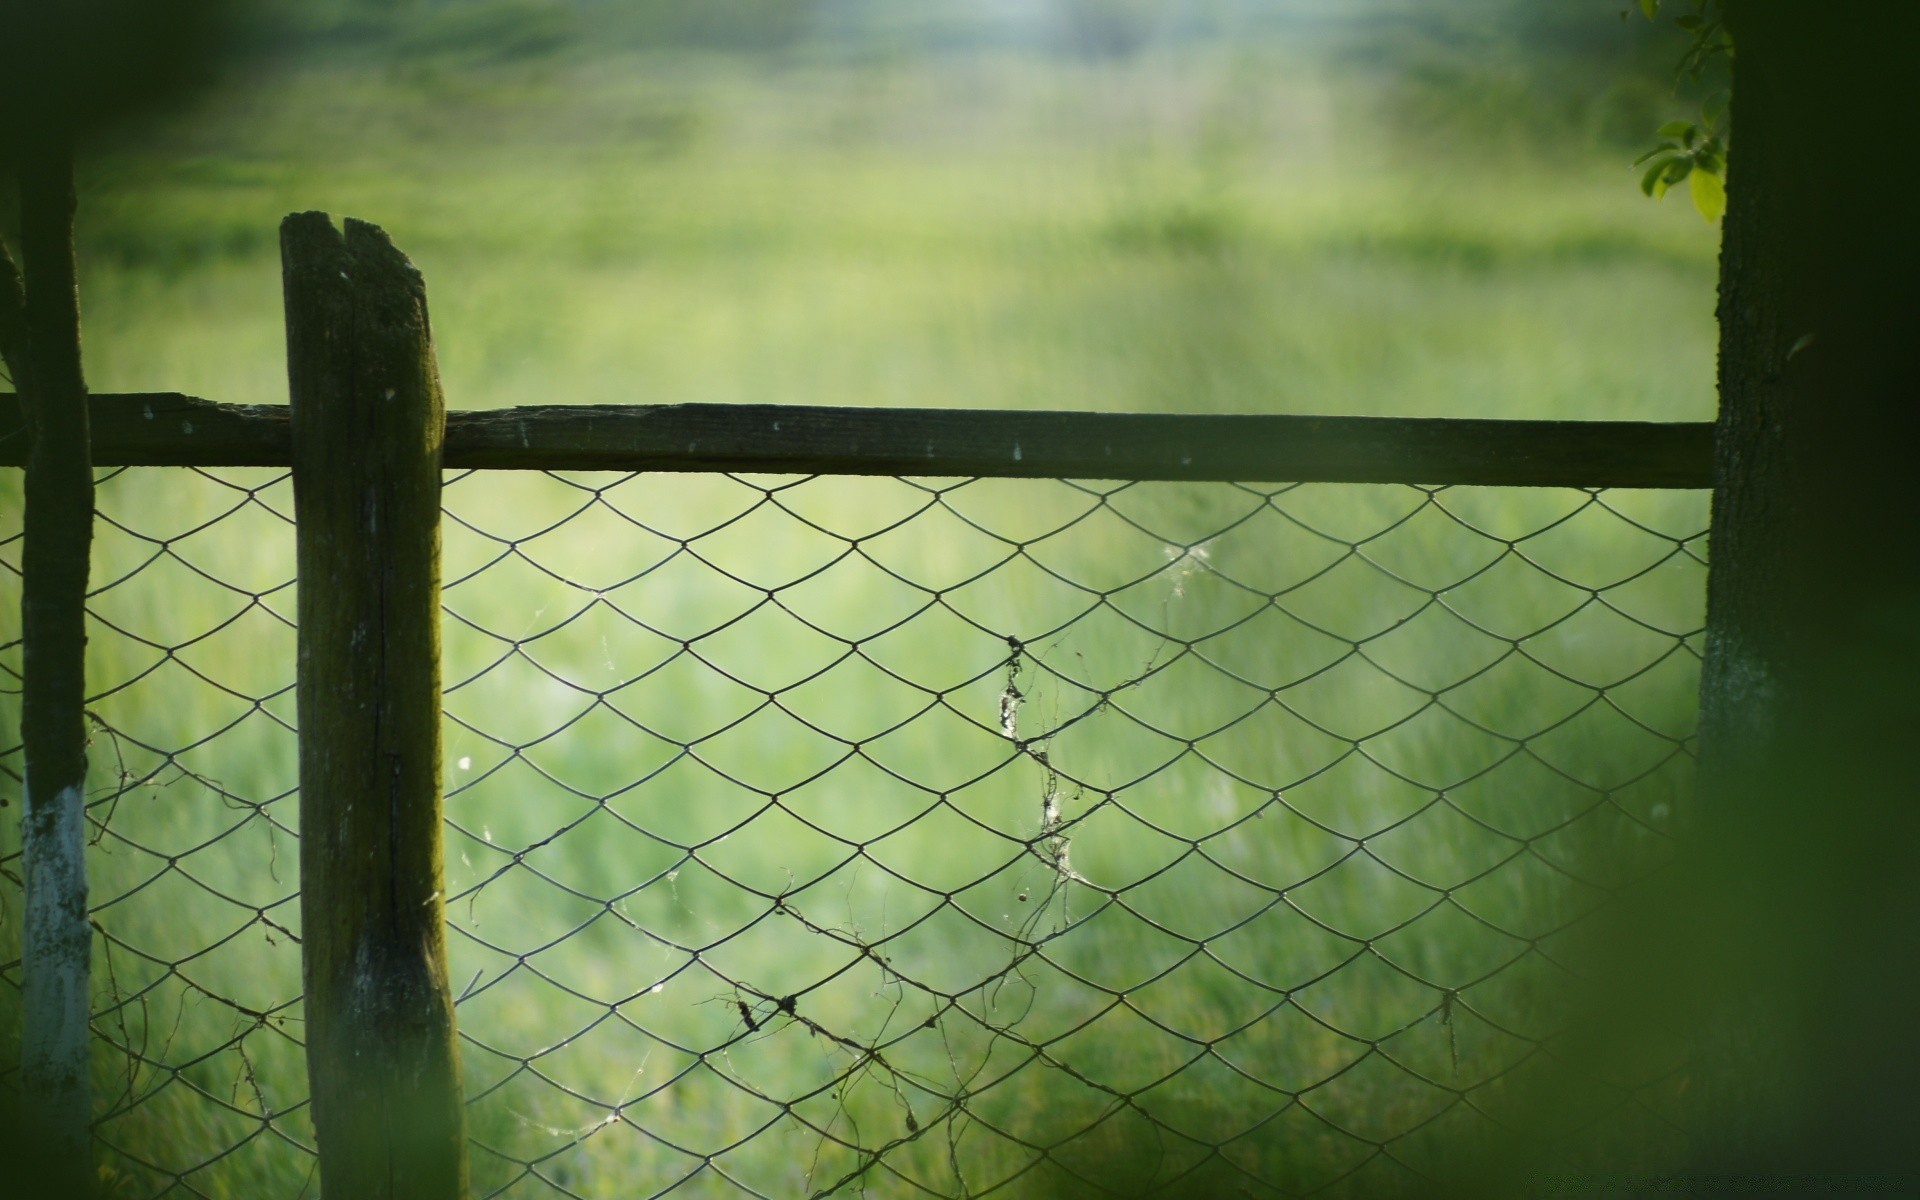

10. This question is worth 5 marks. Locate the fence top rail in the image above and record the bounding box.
[0,392,1713,488]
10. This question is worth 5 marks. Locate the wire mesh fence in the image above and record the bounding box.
[1,463,1709,1198]
[0,465,309,1196]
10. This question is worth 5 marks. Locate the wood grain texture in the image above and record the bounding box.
[284,211,467,1200]
[0,394,1715,487]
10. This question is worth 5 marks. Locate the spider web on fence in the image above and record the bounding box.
[0,464,1709,1198]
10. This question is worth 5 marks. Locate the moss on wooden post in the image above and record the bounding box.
[283,211,467,1200]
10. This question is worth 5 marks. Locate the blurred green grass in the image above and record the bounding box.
[2,13,1720,1198]
[73,45,1717,421]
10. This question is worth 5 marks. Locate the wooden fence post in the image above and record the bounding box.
[283,211,467,1199]
[9,100,96,1193]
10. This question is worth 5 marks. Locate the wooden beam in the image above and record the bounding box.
[445,403,1715,487]
[0,393,1716,487]
[0,391,290,466]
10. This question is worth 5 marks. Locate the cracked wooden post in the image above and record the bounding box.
[283,211,467,1200]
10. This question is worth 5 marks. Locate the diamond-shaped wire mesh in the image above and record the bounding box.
[0,466,311,1198]
[2,464,1708,1198]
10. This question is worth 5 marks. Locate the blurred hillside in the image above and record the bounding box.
[219,0,1703,150]
[239,0,1681,62]
[39,0,1721,420]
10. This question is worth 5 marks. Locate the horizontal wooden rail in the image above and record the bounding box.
[0,392,1714,487]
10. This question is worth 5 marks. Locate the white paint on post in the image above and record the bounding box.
[22,779,92,1157]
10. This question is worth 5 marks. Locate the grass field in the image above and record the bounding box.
[3,14,1719,1198]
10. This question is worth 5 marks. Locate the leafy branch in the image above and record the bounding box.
[1629,0,1732,222]
[1635,0,1731,82]
[1636,105,1728,222]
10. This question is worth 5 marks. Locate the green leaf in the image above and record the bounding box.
[1703,89,1731,127]
[1634,143,1681,166]
[1639,0,1660,19]
[1657,120,1695,139]
[1642,158,1674,197]
[1690,166,1727,222]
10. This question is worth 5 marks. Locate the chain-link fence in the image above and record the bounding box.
[1,465,308,1196]
[1,463,1708,1198]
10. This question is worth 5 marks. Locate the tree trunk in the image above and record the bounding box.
[1690,0,1920,1172]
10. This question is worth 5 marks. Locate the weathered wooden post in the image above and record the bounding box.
[283,211,467,1199]
[7,94,96,1194]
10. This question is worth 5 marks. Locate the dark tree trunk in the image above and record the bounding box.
[1690,0,1920,1172]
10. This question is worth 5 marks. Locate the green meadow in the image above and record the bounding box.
[4,5,1720,1196]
